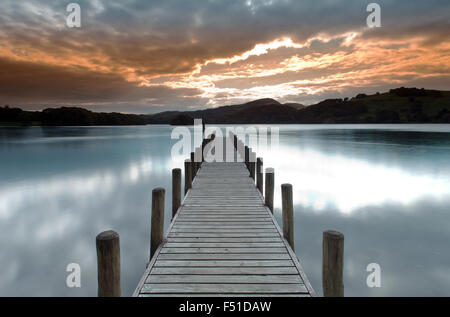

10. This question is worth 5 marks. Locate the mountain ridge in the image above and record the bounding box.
[1,87,449,126]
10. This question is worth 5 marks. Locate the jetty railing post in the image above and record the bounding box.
[245,146,249,170]
[249,151,256,181]
[96,230,121,297]
[265,168,274,213]
[195,147,202,173]
[172,168,181,219]
[256,157,263,193]
[322,230,344,297]
[150,188,165,260]
[184,159,192,194]
[190,152,196,179]
[281,184,295,251]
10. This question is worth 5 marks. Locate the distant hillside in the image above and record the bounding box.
[144,88,450,124]
[0,106,147,126]
[295,88,450,123]
[1,88,449,126]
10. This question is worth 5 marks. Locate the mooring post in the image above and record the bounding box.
[265,168,274,213]
[245,146,249,170]
[281,184,295,251]
[96,230,121,297]
[172,168,181,219]
[249,151,256,181]
[150,187,165,260]
[256,157,263,193]
[322,230,344,297]
[195,147,202,173]
[184,159,192,194]
[190,152,196,179]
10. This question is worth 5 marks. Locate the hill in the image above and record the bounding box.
[1,88,449,126]
[144,88,450,124]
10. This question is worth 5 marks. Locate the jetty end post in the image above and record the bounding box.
[184,159,192,194]
[256,157,263,193]
[322,230,344,297]
[249,151,256,181]
[281,184,294,251]
[96,230,121,297]
[172,168,181,219]
[150,187,165,260]
[265,168,274,213]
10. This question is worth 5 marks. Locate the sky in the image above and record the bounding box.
[0,0,449,114]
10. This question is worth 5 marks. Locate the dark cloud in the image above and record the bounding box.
[0,0,449,111]
[0,57,205,112]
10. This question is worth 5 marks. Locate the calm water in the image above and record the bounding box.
[1,124,450,296]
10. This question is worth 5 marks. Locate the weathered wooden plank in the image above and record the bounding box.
[157,253,292,260]
[141,283,308,294]
[139,294,310,297]
[170,228,277,233]
[172,224,275,229]
[154,260,294,267]
[168,232,280,238]
[164,242,285,248]
[150,267,299,275]
[160,247,287,254]
[146,274,301,284]
[166,237,282,243]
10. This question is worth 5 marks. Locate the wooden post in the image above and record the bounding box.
[322,230,344,297]
[172,168,181,219]
[190,152,196,179]
[281,184,294,251]
[245,146,249,170]
[256,157,263,193]
[184,159,192,194]
[195,147,202,173]
[265,168,274,213]
[96,230,121,297]
[249,151,256,181]
[150,187,165,260]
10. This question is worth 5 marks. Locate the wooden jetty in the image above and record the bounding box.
[96,131,344,297]
[132,134,315,297]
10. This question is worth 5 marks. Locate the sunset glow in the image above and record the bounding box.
[0,0,449,113]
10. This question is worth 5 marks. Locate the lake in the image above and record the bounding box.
[1,124,450,296]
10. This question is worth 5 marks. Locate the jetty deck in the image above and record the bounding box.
[133,137,315,297]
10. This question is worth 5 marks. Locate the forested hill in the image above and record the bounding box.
[1,88,449,126]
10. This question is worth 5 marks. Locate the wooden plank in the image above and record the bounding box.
[149,267,298,275]
[164,242,285,248]
[154,260,294,267]
[160,247,287,254]
[170,228,278,233]
[146,274,301,284]
[139,294,310,297]
[168,232,280,238]
[157,253,292,260]
[167,237,282,243]
[140,283,308,294]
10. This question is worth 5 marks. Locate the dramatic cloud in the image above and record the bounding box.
[0,0,449,112]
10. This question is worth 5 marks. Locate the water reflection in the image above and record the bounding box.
[0,124,450,296]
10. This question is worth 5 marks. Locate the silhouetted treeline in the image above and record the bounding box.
[2,87,449,126]
[0,106,147,126]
